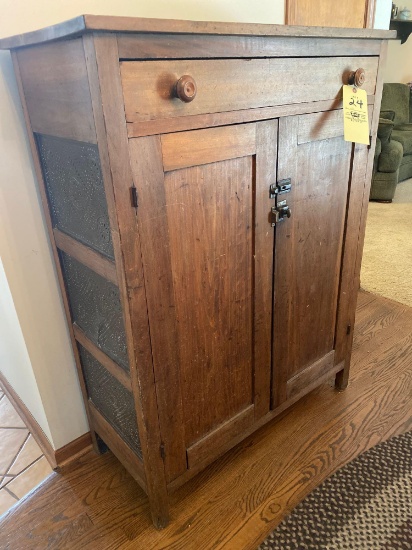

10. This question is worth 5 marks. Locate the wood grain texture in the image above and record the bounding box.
[273,116,352,406]
[165,156,254,448]
[253,120,277,419]
[286,0,372,28]
[298,104,373,144]
[120,57,379,124]
[130,120,277,472]
[132,138,250,456]
[298,108,344,144]
[186,405,255,468]
[0,15,395,50]
[53,229,117,286]
[0,291,410,550]
[286,350,336,399]
[335,41,388,390]
[117,34,382,60]
[16,39,96,143]
[73,324,132,392]
[126,97,375,138]
[160,124,256,171]
[128,134,187,482]
[91,34,170,529]
[54,434,93,468]
[334,144,369,378]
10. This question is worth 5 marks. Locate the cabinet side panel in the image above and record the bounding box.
[59,252,129,371]
[78,344,142,457]
[12,43,144,470]
[10,49,100,455]
[16,40,96,143]
[36,134,114,260]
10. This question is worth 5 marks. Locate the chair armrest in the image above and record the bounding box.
[380,109,396,122]
[378,139,404,173]
[378,118,394,144]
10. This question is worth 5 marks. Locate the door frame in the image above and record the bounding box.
[286,0,377,28]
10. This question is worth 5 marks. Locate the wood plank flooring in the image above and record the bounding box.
[0,290,411,550]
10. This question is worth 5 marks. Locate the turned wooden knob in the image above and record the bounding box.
[175,75,197,103]
[348,68,366,88]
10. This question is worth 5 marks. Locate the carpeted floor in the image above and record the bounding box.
[361,178,412,307]
[258,431,412,550]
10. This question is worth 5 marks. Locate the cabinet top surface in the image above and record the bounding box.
[0,14,395,50]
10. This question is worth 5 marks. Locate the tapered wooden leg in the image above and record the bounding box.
[150,504,170,530]
[335,365,350,390]
[147,487,170,529]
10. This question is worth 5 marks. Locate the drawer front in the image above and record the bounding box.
[121,56,379,123]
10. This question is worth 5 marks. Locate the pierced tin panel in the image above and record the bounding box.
[36,134,114,260]
[78,345,141,457]
[60,252,129,371]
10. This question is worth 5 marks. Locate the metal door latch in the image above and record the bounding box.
[270,200,291,226]
[269,178,292,199]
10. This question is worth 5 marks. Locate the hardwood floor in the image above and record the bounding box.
[0,290,411,550]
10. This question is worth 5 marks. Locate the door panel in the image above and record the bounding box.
[286,0,372,28]
[165,157,254,445]
[272,113,352,407]
[130,120,277,477]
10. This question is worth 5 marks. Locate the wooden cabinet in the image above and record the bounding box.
[0,15,393,528]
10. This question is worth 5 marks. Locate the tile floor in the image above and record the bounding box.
[0,385,53,518]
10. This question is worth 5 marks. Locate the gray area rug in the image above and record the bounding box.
[258,431,412,550]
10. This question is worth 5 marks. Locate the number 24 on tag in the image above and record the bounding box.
[342,85,369,145]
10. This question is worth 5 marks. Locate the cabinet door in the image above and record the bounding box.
[129,121,277,478]
[272,111,356,407]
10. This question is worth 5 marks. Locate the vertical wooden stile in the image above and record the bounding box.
[88,33,170,528]
[335,40,387,390]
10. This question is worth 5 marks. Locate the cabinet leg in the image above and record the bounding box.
[335,367,349,391]
[91,432,109,455]
[148,491,170,530]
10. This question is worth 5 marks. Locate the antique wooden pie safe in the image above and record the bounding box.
[0,16,393,527]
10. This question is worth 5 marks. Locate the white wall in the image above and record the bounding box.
[0,2,285,451]
[374,0,391,29]
[0,47,88,450]
[0,259,52,443]
[384,0,412,82]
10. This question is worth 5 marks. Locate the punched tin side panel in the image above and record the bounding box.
[37,134,114,260]
[79,344,142,457]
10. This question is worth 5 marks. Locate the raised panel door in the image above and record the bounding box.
[129,121,277,478]
[272,110,360,406]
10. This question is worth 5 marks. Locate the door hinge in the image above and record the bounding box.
[346,324,351,335]
[131,186,138,208]
[269,178,292,199]
[160,443,166,461]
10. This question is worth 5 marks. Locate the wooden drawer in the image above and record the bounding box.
[120,57,379,123]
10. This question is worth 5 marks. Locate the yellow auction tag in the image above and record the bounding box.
[342,85,369,145]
